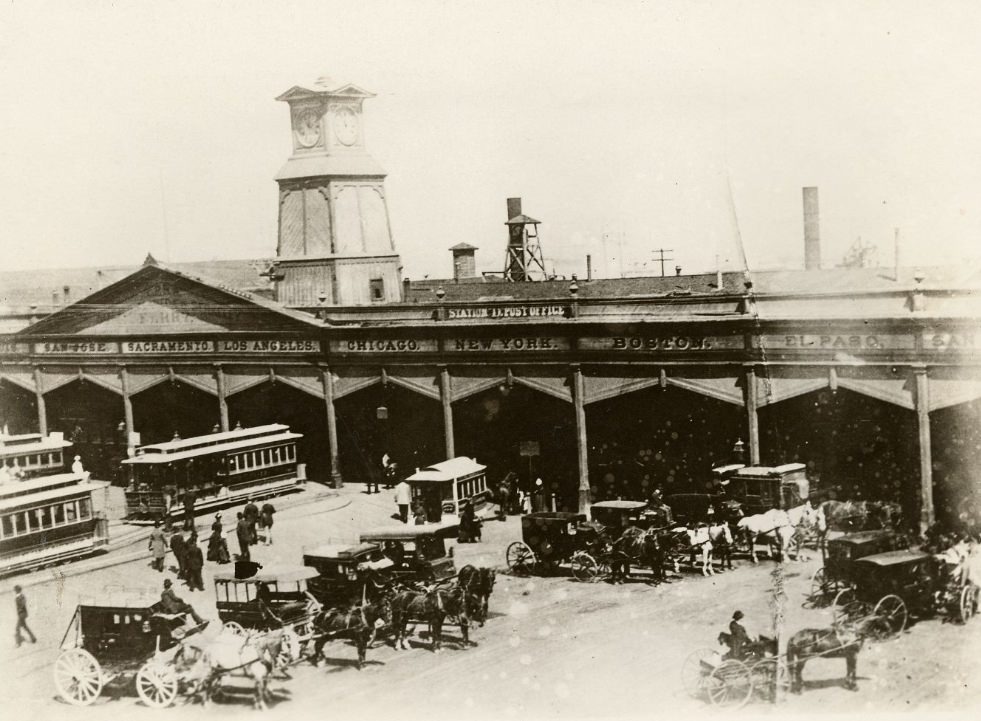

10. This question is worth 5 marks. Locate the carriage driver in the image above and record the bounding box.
[727,610,753,660]
[160,579,207,627]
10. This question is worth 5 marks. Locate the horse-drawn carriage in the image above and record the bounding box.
[809,529,910,604]
[54,594,207,707]
[303,542,394,608]
[213,564,322,637]
[505,511,604,576]
[727,463,809,516]
[832,548,980,635]
[682,636,785,708]
[359,522,458,584]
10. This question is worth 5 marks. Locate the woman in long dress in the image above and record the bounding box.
[207,514,231,564]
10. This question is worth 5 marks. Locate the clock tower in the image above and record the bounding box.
[271,77,402,306]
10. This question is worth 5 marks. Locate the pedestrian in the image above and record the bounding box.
[382,453,397,489]
[236,512,251,561]
[460,500,482,543]
[148,519,167,572]
[412,498,427,525]
[169,528,187,579]
[207,513,230,563]
[244,497,259,544]
[71,455,84,475]
[496,479,510,520]
[394,479,411,523]
[259,502,275,546]
[13,585,36,647]
[183,488,196,531]
[185,533,205,591]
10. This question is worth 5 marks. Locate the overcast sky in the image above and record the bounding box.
[1,0,980,280]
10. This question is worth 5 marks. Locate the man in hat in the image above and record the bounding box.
[236,512,251,561]
[160,579,206,625]
[169,528,187,580]
[184,533,205,591]
[71,455,84,475]
[728,610,752,660]
[394,479,411,524]
[148,519,167,572]
[243,497,259,544]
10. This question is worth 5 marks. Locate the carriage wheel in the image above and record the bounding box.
[681,648,719,697]
[222,621,246,636]
[53,648,103,706]
[870,594,907,639]
[751,658,790,702]
[958,584,980,624]
[831,588,862,626]
[809,567,834,605]
[505,542,536,576]
[136,661,179,708]
[706,659,753,708]
[571,553,605,582]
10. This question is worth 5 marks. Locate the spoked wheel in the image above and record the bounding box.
[136,661,179,708]
[958,584,980,624]
[681,648,720,697]
[809,567,834,606]
[871,594,907,639]
[505,542,536,576]
[751,657,790,702]
[54,648,103,706]
[706,659,753,708]
[222,621,246,636]
[571,552,608,582]
[832,588,865,628]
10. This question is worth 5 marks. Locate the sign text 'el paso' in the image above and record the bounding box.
[761,334,915,350]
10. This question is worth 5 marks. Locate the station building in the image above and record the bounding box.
[1,77,979,532]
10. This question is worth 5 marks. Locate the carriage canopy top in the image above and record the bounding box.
[590,500,648,511]
[829,530,903,548]
[734,463,807,477]
[853,549,932,567]
[303,542,380,560]
[213,564,319,584]
[359,519,460,542]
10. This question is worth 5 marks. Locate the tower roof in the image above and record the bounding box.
[275,80,376,102]
[449,243,478,251]
[505,214,540,226]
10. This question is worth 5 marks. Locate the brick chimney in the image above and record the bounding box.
[450,243,477,281]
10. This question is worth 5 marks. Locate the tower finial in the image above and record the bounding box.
[143,253,159,267]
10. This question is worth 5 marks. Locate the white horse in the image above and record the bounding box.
[686,525,714,576]
[737,504,814,563]
[191,627,299,709]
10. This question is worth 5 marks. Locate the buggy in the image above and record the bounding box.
[213,565,322,636]
[682,636,784,708]
[809,529,909,603]
[54,593,207,707]
[505,511,605,576]
[832,549,980,637]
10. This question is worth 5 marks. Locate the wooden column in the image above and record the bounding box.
[214,364,230,432]
[744,365,760,465]
[572,364,591,513]
[439,366,455,459]
[913,365,934,533]
[33,366,47,436]
[119,366,135,455]
[321,367,342,488]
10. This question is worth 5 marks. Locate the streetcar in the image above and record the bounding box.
[0,471,110,575]
[404,456,491,523]
[121,424,303,522]
[0,431,73,479]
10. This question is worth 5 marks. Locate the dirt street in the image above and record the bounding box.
[2,486,980,721]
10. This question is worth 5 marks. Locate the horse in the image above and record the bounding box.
[681,524,714,576]
[192,626,299,709]
[708,521,734,571]
[786,623,866,693]
[607,526,668,583]
[310,596,391,669]
[389,585,446,652]
[736,505,813,563]
[430,583,484,650]
[457,565,496,623]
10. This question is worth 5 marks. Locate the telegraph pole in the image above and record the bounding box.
[652,248,674,277]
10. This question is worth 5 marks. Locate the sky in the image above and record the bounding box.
[1,0,980,281]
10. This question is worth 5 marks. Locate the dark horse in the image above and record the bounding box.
[457,565,496,623]
[310,597,390,669]
[389,585,446,652]
[787,624,866,693]
[608,526,675,583]
[430,584,485,650]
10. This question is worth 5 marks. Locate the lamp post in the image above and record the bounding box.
[732,438,746,464]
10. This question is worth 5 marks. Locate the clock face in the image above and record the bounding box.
[294,109,322,148]
[332,106,359,146]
